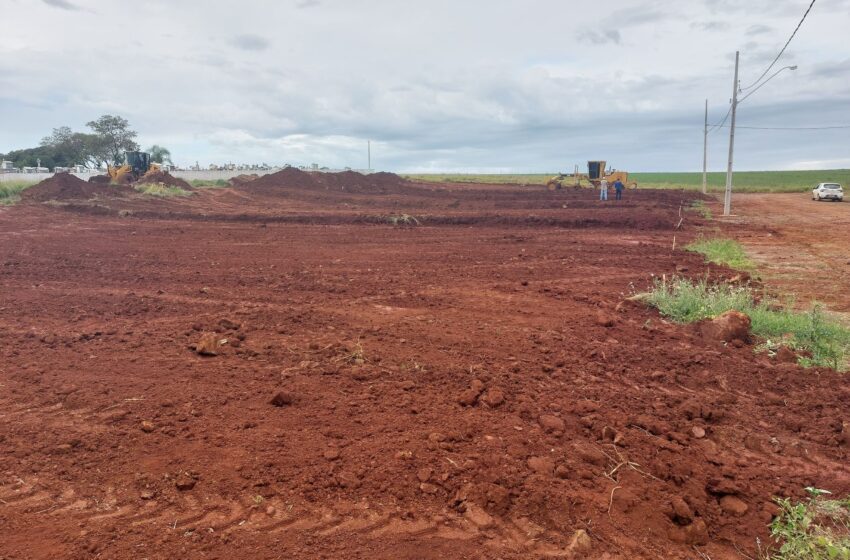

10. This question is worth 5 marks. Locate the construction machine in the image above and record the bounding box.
[107,151,161,184]
[546,161,637,190]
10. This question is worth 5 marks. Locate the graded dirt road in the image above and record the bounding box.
[1,173,848,559]
[713,193,850,317]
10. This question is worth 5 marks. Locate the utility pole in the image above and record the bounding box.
[702,99,708,195]
[723,51,739,216]
[367,140,371,171]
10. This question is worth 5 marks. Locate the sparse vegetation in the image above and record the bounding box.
[135,183,192,197]
[763,488,850,560]
[190,179,229,188]
[0,182,31,205]
[686,237,753,270]
[689,199,713,219]
[405,169,850,193]
[386,214,420,226]
[646,277,850,369]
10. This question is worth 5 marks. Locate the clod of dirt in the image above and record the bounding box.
[774,345,798,363]
[323,449,341,461]
[140,421,155,433]
[670,496,694,524]
[416,467,433,482]
[457,379,485,406]
[22,172,133,202]
[691,426,706,439]
[567,529,593,554]
[270,392,294,407]
[596,310,616,328]
[701,310,751,343]
[719,495,749,516]
[480,387,506,408]
[175,474,196,491]
[218,318,241,331]
[667,519,709,545]
[194,333,222,356]
[463,504,495,529]
[140,489,157,500]
[538,414,566,434]
[527,456,555,475]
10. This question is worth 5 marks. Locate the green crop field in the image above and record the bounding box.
[405,169,850,193]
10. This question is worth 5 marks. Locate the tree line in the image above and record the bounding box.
[0,115,171,170]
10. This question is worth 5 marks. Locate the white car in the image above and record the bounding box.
[812,183,844,202]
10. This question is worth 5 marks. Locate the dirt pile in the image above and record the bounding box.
[245,168,411,196]
[21,172,132,202]
[136,171,192,189]
[228,174,260,186]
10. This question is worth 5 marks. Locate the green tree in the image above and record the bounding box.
[148,145,172,165]
[40,126,99,168]
[86,115,139,165]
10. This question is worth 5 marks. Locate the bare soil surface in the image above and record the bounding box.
[1,177,848,559]
[712,193,850,317]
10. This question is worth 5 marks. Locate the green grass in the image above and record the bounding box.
[764,488,850,560]
[0,181,32,205]
[405,169,850,193]
[686,238,753,270]
[689,199,713,219]
[135,184,193,197]
[189,179,229,188]
[646,277,850,369]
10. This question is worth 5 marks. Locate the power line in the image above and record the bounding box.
[713,124,850,130]
[707,104,733,133]
[740,0,816,91]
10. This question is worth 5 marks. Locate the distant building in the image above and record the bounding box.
[1,160,15,171]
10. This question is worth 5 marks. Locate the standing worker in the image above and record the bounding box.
[613,178,624,200]
[599,178,609,201]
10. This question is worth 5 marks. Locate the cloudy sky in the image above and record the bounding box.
[1,0,848,172]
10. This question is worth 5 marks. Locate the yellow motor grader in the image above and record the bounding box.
[107,151,161,184]
[546,160,637,190]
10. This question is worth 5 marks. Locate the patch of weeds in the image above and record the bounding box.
[0,182,31,205]
[646,277,850,369]
[689,199,713,219]
[135,183,193,197]
[762,488,850,560]
[386,214,420,226]
[686,237,753,270]
[190,179,229,188]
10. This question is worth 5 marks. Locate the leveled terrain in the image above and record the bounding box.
[0,171,847,559]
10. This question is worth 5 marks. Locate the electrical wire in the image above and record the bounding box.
[712,124,850,130]
[740,0,816,91]
[707,104,733,133]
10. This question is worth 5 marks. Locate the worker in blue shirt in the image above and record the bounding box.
[613,179,624,200]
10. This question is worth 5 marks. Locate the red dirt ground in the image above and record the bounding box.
[0,175,848,559]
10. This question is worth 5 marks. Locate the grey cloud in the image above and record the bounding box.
[42,0,80,10]
[296,0,320,8]
[746,24,773,36]
[580,29,622,45]
[691,20,730,31]
[230,34,270,51]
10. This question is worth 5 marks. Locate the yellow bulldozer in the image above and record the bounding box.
[107,151,161,184]
[546,161,637,190]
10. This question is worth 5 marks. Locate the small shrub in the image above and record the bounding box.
[686,237,753,270]
[765,488,850,560]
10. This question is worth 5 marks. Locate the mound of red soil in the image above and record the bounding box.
[21,173,132,202]
[228,174,260,186]
[136,171,191,189]
[87,174,111,185]
[246,168,410,195]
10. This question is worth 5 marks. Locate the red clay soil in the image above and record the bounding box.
[20,172,132,202]
[0,184,847,560]
[246,167,412,195]
[136,170,192,189]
